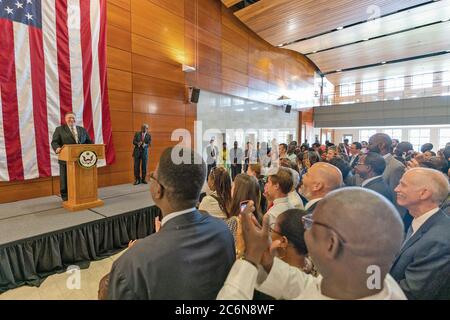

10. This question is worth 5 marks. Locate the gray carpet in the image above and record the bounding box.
[0,183,156,246]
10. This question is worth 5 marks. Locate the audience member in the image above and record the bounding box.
[391,168,450,299]
[217,188,406,300]
[264,167,294,225]
[230,141,243,180]
[325,146,337,162]
[278,143,288,160]
[349,142,362,169]
[420,143,433,154]
[300,162,343,213]
[107,147,235,299]
[394,141,414,165]
[355,153,393,202]
[247,163,267,214]
[269,209,315,274]
[227,173,263,257]
[368,133,406,217]
[198,167,232,219]
[328,157,352,186]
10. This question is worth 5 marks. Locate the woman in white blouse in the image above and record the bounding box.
[199,167,231,220]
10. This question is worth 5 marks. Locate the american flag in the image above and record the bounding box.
[0,0,115,181]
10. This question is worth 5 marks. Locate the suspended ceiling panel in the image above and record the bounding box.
[309,21,450,73]
[325,53,450,84]
[285,0,450,54]
[234,0,431,46]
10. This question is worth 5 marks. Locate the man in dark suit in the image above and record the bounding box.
[368,133,406,217]
[51,112,93,201]
[107,147,235,299]
[355,152,393,202]
[133,124,151,185]
[348,142,361,169]
[390,168,450,299]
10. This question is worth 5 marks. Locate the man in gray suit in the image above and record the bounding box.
[107,147,235,299]
[368,133,406,217]
[51,112,93,201]
[391,168,450,299]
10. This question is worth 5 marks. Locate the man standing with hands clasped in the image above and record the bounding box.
[133,124,152,185]
[51,112,93,202]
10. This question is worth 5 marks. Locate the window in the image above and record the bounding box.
[359,129,377,143]
[340,83,355,97]
[439,128,450,149]
[412,73,433,89]
[385,77,404,92]
[383,129,402,141]
[408,129,431,151]
[362,80,378,95]
[442,71,450,87]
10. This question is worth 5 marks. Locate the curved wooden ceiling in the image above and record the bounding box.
[223,0,450,85]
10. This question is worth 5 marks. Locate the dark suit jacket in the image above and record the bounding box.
[107,210,236,300]
[390,209,450,299]
[363,176,393,203]
[383,154,407,217]
[51,125,93,159]
[133,131,151,158]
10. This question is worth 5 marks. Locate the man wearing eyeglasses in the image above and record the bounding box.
[217,188,407,300]
[108,147,235,300]
[355,152,393,203]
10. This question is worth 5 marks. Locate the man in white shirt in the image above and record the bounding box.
[217,188,406,300]
[391,168,450,299]
[300,162,343,214]
[264,167,294,225]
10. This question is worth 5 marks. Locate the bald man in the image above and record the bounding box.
[390,168,450,299]
[368,133,406,218]
[300,162,343,213]
[218,188,406,299]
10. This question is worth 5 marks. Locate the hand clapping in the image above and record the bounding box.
[239,200,272,269]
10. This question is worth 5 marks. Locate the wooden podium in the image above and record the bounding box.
[59,144,105,211]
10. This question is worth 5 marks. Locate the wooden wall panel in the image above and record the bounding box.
[0,0,316,203]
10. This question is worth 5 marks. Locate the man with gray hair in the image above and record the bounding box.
[391,167,450,299]
[133,124,151,185]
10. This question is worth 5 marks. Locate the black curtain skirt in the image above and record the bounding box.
[0,206,161,294]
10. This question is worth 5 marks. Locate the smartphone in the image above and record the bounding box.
[240,200,249,213]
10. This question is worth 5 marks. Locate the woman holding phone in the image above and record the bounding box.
[226,174,263,258]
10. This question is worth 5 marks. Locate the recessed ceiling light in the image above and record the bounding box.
[336,26,344,30]
[336,69,342,72]
[381,61,387,64]
[363,38,369,41]
[277,44,284,47]
[441,18,450,22]
[312,50,317,53]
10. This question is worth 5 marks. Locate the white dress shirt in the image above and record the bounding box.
[361,175,382,187]
[161,207,196,227]
[198,192,227,220]
[411,207,440,235]
[266,197,293,225]
[217,258,406,300]
[304,197,322,212]
[288,191,304,210]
